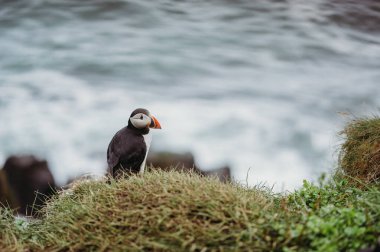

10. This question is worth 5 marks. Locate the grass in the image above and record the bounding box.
[339,116,380,184]
[0,208,22,251]
[0,170,379,252]
[0,116,379,251]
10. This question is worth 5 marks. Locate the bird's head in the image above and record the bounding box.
[128,108,161,131]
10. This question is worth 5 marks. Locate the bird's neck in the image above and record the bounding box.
[127,121,150,135]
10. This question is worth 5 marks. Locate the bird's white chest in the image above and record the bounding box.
[140,133,152,173]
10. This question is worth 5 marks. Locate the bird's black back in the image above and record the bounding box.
[107,126,147,177]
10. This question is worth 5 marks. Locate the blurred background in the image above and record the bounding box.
[0,0,379,191]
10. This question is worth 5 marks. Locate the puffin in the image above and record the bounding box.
[107,108,161,178]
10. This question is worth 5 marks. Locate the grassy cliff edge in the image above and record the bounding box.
[1,117,380,251]
[0,170,379,252]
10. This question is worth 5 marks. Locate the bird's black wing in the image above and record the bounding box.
[107,129,125,170]
[107,127,146,176]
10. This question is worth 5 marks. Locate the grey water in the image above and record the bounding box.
[0,0,379,190]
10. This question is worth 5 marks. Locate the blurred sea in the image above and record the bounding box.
[0,0,379,190]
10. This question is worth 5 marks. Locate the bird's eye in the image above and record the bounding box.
[140,115,143,120]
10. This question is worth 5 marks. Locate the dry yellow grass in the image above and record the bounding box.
[29,171,276,251]
[339,117,380,184]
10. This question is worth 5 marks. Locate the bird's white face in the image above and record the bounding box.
[130,113,152,129]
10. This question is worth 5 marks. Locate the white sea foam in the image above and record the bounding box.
[0,67,376,189]
[0,0,379,190]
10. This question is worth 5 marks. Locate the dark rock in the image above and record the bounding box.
[2,155,56,216]
[202,166,231,183]
[147,151,200,172]
[0,169,18,208]
[147,151,231,182]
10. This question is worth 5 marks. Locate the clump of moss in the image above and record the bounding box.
[339,117,380,184]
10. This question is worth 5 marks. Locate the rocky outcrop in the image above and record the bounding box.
[147,152,199,172]
[202,165,231,183]
[1,155,56,216]
[147,151,231,182]
[0,169,18,208]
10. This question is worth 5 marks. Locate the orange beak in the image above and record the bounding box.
[149,115,162,129]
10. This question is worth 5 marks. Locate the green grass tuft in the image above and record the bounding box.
[0,207,24,251]
[29,171,276,251]
[339,117,380,184]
